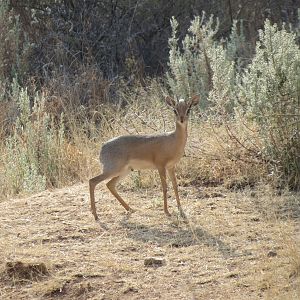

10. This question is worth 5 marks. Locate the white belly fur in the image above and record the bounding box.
[128,159,156,170]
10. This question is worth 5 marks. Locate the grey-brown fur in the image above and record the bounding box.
[89,95,199,221]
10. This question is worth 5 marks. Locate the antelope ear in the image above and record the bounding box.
[189,95,200,107]
[165,96,176,108]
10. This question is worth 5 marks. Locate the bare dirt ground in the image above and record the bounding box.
[0,182,299,299]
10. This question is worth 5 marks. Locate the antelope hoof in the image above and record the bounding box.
[127,207,136,214]
[179,208,187,219]
[164,210,171,217]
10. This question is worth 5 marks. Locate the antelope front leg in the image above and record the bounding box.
[158,167,171,216]
[168,167,186,219]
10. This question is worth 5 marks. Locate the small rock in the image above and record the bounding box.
[267,250,277,257]
[144,257,166,267]
[123,286,138,294]
[226,273,239,279]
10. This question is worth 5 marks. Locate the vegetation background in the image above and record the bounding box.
[0,0,299,195]
[0,1,300,299]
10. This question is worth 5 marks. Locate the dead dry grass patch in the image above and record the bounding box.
[4,261,49,282]
[0,183,299,299]
[249,232,300,300]
[231,187,300,299]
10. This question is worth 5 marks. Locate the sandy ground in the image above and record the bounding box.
[0,182,299,299]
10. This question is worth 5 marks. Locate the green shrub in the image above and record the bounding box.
[167,14,217,108]
[167,16,300,189]
[167,13,237,113]
[2,79,65,195]
[238,20,300,189]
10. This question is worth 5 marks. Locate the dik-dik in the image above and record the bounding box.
[89,95,200,220]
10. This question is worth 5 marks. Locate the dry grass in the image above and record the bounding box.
[0,182,299,299]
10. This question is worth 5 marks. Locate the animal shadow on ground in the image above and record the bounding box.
[120,218,249,259]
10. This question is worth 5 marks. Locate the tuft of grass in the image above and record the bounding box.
[5,261,49,282]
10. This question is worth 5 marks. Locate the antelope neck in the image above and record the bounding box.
[174,121,188,145]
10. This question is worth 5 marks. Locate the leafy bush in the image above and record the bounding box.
[167,14,217,108]
[239,20,300,189]
[167,16,300,189]
[167,13,238,113]
[2,79,65,195]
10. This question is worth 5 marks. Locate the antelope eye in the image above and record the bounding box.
[187,108,191,115]
[173,109,178,115]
